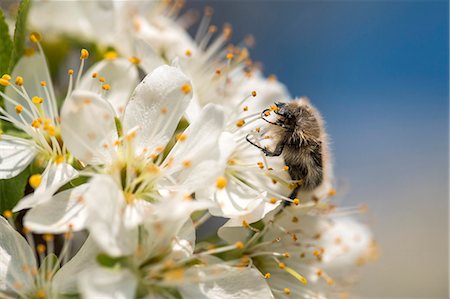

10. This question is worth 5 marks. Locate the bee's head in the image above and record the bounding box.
[274,102,294,119]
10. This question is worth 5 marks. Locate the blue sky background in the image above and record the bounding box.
[189,1,448,297]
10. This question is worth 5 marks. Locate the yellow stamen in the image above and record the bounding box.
[283,165,289,171]
[102,84,111,91]
[68,69,74,75]
[0,78,10,86]
[226,52,234,60]
[32,96,43,104]
[99,77,106,83]
[185,49,192,57]
[36,289,46,299]
[236,119,245,127]
[2,210,12,218]
[30,32,42,43]
[215,176,227,189]
[55,155,65,164]
[264,273,271,279]
[243,106,248,111]
[80,49,89,60]
[128,56,141,65]
[2,74,11,81]
[29,174,42,189]
[15,105,23,114]
[270,197,277,204]
[42,234,54,242]
[36,244,46,254]
[40,81,46,87]
[14,76,23,86]
[91,72,98,78]
[278,262,286,269]
[284,288,291,295]
[104,51,118,60]
[285,266,308,284]
[175,133,187,141]
[251,90,257,97]
[235,241,244,249]
[182,160,192,168]
[293,198,300,205]
[181,83,192,94]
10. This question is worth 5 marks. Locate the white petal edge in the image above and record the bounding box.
[0,136,35,179]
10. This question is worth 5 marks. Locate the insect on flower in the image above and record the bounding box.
[247,97,331,203]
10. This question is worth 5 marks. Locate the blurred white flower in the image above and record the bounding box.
[0,216,95,298]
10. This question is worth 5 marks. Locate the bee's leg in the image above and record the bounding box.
[262,141,285,157]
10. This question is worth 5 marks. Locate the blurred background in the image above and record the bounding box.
[188,1,449,298]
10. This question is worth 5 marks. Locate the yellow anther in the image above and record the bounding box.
[40,81,46,87]
[42,234,54,242]
[80,49,89,59]
[215,69,221,75]
[55,155,64,164]
[235,241,244,249]
[36,289,46,299]
[30,32,42,43]
[15,76,23,86]
[160,107,168,114]
[227,159,236,165]
[270,105,278,111]
[175,133,187,142]
[124,192,135,204]
[102,84,111,91]
[22,227,31,234]
[31,119,41,128]
[32,96,43,104]
[104,51,118,60]
[278,262,286,269]
[268,74,277,81]
[208,25,217,33]
[226,52,234,60]
[2,74,11,81]
[36,244,46,253]
[91,72,98,78]
[255,127,261,133]
[181,83,192,94]
[183,194,193,201]
[243,106,248,111]
[293,198,300,206]
[29,174,42,189]
[270,197,277,204]
[215,176,227,189]
[283,252,290,258]
[24,47,35,56]
[263,111,270,117]
[284,288,291,295]
[146,164,160,174]
[99,77,106,83]
[185,49,192,57]
[128,56,141,65]
[235,119,245,127]
[68,69,74,75]
[0,78,10,86]
[257,162,264,169]
[328,188,337,197]
[264,273,271,279]
[182,160,192,168]
[2,210,12,218]
[15,105,23,114]
[242,220,250,228]
[283,165,289,171]
[125,131,137,141]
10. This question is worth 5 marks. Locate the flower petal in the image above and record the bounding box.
[13,162,78,212]
[122,65,192,156]
[0,136,36,179]
[78,58,139,116]
[60,90,118,165]
[23,184,89,234]
[84,175,137,257]
[78,267,137,299]
[179,266,274,299]
[133,38,165,74]
[53,236,100,295]
[5,53,57,124]
[0,217,36,293]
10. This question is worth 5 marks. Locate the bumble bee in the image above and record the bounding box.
[247,97,331,202]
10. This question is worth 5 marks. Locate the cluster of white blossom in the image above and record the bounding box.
[0,1,377,298]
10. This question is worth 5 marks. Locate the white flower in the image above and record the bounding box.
[220,205,377,299]
[23,65,225,235]
[76,198,274,299]
[0,216,96,298]
[3,43,138,213]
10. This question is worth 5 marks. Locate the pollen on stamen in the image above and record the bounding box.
[251,90,257,97]
[264,272,271,279]
[68,69,74,75]
[215,176,227,189]
[2,74,11,81]
[160,107,168,114]
[15,76,23,86]
[29,32,42,43]
[102,84,111,91]
[36,244,46,254]
[29,174,42,189]
[15,105,23,114]
[181,83,192,94]
[235,241,244,249]
[99,77,106,83]
[263,111,271,117]
[128,56,141,65]
[283,165,289,171]
[32,96,43,104]
[226,52,234,60]
[42,234,54,242]
[175,133,187,142]
[257,162,264,169]
[104,51,118,60]
[293,198,300,206]
[243,106,248,111]
[284,288,291,295]
[182,160,192,168]
[40,81,47,87]
[80,48,89,60]
[31,119,41,128]
[0,78,10,86]
[36,289,46,299]
[185,49,192,57]
[236,119,245,127]
[270,197,278,204]
[55,155,65,164]
[278,262,286,269]
[2,210,12,218]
